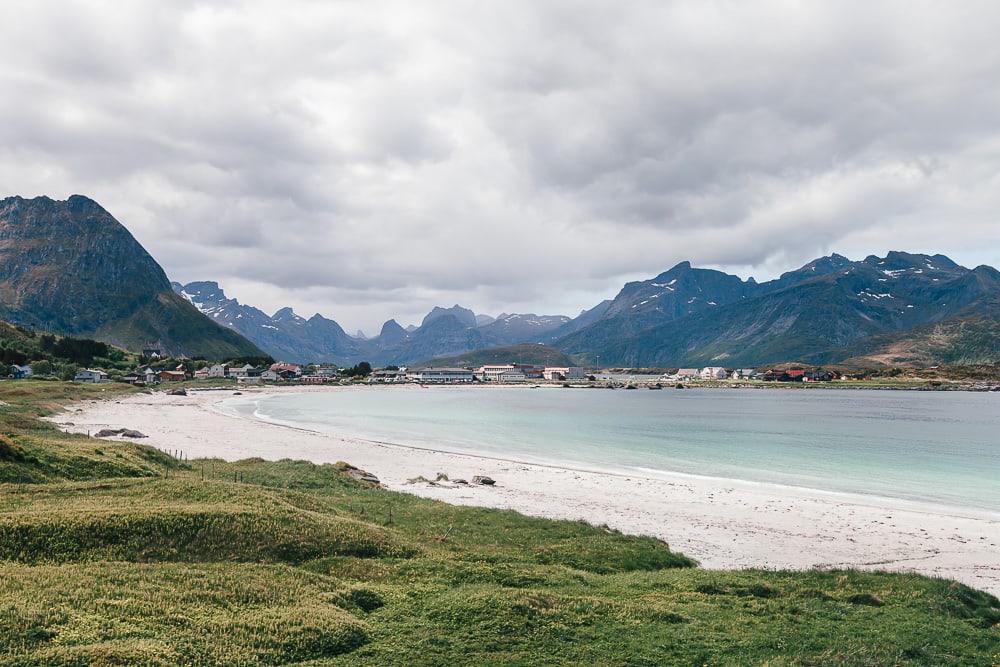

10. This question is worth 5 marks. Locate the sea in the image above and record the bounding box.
[223,386,1000,512]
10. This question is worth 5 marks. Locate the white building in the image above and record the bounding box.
[140,367,159,384]
[731,368,758,380]
[476,364,515,382]
[207,364,229,378]
[74,369,109,383]
[407,367,475,383]
[260,370,281,382]
[699,367,728,380]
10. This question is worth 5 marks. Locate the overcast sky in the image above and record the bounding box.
[2,1,999,333]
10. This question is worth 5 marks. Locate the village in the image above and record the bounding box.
[44,359,848,387]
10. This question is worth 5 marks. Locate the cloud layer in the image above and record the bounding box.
[2,0,999,331]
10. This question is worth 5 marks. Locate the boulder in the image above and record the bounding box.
[168,389,188,396]
[339,462,381,485]
[472,475,496,486]
[94,428,147,438]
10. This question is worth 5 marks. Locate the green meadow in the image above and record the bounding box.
[0,381,997,665]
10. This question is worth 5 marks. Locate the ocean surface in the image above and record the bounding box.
[225,386,1000,512]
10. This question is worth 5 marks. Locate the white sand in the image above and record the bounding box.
[50,386,1000,595]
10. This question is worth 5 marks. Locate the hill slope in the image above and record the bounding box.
[557,252,1000,367]
[0,196,261,359]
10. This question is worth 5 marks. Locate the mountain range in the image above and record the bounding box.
[172,281,572,365]
[1,194,997,368]
[178,251,1000,368]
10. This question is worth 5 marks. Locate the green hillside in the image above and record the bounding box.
[0,381,997,664]
[0,195,263,360]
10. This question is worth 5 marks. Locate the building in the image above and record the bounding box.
[269,363,302,377]
[207,364,229,378]
[142,343,162,359]
[299,375,329,384]
[408,367,475,383]
[513,363,545,379]
[699,367,728,380]
[75,369,109,383]
[120,374,142,385]
[140,367,159,384]
[10,364,32,379]
[731,368,758,380]
[237,376,263,385]
[229,364,256,378]
[542,366,585,381]
[476,364,515,382]
[159,370,187,382]
[369,368,408,383]
[675,368,700,379]
[260,370,281,382]
[497,370,527,383]
[194,368,210,379]
[314,366,340,378]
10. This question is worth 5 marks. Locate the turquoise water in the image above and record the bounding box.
[229,387,1000,512]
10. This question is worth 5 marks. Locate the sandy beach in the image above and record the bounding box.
[50,386,1000,595]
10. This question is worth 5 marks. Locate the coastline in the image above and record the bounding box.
[50,386,1000,595]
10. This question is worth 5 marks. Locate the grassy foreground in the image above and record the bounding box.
[0,382,997,665]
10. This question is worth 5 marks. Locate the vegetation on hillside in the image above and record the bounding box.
[0,381,997,664]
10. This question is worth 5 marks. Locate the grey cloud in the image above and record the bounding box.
[1,0,998,332]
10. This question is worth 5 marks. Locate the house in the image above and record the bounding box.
[120,374,142,385]
[269,363,301,377]
[207,364,229,378]
[194,368,210,379]
[803,369,839,382]
[159,370,187,382]
[260,369,281,382]
[542,367,585,381]
[314,366,340,378]
[763,369,806,382]
[407,367,475,383]
[699,367,728,380]
[497,370,527,383]
[140,367,159,384]
[731,368,758,380]
[229,364,256,378]
[75,369,109,383]
[299,375,329,384]
[10,364,32,379]
[142,342,162,359]
[675,368,700,379]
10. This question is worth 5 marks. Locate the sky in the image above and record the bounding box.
[2,1,999,334]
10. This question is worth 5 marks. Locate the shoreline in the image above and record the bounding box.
[225,390,999,522]
[50,386,1000,595]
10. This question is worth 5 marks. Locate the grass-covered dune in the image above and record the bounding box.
[0,381,998,665]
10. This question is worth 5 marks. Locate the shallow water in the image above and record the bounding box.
[226,386,1000,512]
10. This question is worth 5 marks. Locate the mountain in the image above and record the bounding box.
[0,195,261,359]
[173,281,366,364]
[475,314,496,326]
[421,305,478,328]
[556,252,1000,367]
